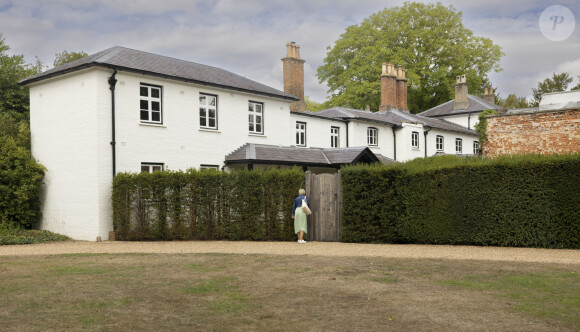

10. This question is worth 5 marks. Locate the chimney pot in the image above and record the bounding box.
[483,86,495,105]
[382,63,387,75]
[366,105,370,111]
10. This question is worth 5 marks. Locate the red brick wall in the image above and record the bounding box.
[484,109,580,157]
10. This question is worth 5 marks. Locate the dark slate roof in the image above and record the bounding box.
[418,94,501,117]
[19,46,298,101]
[314,107,476,135]
[224,144,382,167]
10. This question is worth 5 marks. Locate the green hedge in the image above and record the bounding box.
[341,154,580,249]
[112,168,304,241]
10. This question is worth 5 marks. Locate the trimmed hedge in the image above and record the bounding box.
[112,168,304,241]
[341,154,580,249]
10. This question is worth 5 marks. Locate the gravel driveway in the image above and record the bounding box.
[1,240,579,265]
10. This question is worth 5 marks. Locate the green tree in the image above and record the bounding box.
[304,96,330,112]
[571,75,580,91]
[531,72,574,106]
[317,2,503,113]
[497,94,529,109]
[0,34,43,122]
[53,50,88,67]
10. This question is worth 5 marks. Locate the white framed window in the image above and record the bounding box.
[248,101,263,134]
[199,93,217,129]
[473,141,480,154]
[296,122,306,146]
[331,126,340,148]
[436,135,444,152]
[141,163,163,173]
[200,164,219,170]
[455,138,463,154]
[411,131,419,149]
[140,83,162,124]
[367,127,378,146]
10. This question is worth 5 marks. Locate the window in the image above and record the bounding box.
[140,84,162,124]
[141,163,163,173]
[455,138,463,154]
[331,126,340,148]
[411,131,419,149]
[296,122,306,146]
[436,135,444,152]
[367,127,378,146]
[473,141,480,154]
[248,101,263,134]
[199,93,217,129]
[200,164,219,170]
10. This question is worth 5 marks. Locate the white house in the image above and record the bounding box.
[21,43,479,241]
[418,75,502,131]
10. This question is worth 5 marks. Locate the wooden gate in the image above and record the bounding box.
[305,171,342,242]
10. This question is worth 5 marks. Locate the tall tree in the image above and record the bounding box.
[317,2,503,113]
[53,50,88,67]
[531,72,573,106]
[0,34,42,122]
[497,94,529,109]
[571,75,580,91]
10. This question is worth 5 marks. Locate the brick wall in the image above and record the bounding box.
[484,109,580,157]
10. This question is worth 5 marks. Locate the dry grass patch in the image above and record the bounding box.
[0,253,578,331]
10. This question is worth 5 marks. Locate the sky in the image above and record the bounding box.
[1,0,579,106]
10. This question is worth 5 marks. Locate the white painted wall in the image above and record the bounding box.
[30,69,106,241]
[347,120,394,159]
[290,113,347,148]
[436,113,481,130]
[114,71,293,173]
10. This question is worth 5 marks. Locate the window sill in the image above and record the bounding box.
[139,122,166,128]
[248,133,266,138]
[412,148,420,151]
[199,128,221,133]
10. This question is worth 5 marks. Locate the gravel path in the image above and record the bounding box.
[1,240,579,265]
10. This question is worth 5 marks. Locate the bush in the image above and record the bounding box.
[112,168,304,241]
[0,223,69,245]
[0,135,45,229]
[341,154,580,249]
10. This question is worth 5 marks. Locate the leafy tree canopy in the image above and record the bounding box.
[304,96,330,112]
[496,94,529,109]
[53,50,88,67]
[317,1,504,113]
[0,33,43,122]
[531,72,575,106]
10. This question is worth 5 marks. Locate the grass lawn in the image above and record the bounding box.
[0,253,578,331]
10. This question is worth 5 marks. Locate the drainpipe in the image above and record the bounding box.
[392,126,397,161]
[345,120,350,147]
[467,113,471,129]
[424,127,431,158]
[108,68,118,177]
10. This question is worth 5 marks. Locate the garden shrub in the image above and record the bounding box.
[341,154,580,249]
[112,168,304,241]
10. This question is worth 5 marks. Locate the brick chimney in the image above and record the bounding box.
[396,66,408,111]
[379,62,397,111]
[454,75,469,110]
[483,87,495,105]
[281,42,306,112]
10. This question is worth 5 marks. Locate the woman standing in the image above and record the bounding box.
[291,188,309,243]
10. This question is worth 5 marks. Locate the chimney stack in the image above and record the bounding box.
[282,42,306,112]
[454,75,469,110]
[379,62,397,111]
[396,66,408,111]
[483,86,495,105]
